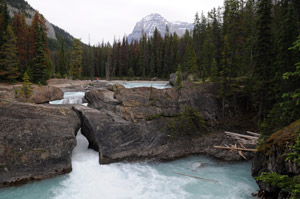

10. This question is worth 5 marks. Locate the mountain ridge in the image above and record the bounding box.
[6,0,74,47]
[128,13,193,43]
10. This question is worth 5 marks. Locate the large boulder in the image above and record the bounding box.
[0,102,81,187]
[85,89,120,111]
[252,120,300,199]
[169,73,176,86]
[73,105,246,164]
[29,86,64,104]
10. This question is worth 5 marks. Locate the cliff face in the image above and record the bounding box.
[252,120,300,198]
[7,4,57,39]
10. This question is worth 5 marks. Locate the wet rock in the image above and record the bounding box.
[0,102,81,187]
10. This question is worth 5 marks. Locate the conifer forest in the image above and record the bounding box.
[0,0,300,135]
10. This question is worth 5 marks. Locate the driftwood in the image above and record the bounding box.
[173,172,219,183]
[224,131,258,140]
[238,151,247,160]
[224,131,258,145]
[214,145,257,152]
[246,131,260,137]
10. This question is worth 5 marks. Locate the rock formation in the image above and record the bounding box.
[0,102,81,187]
[86,82,221,123]
[252,120,300,198]
[73,105,243,164]
[76,81,253,164]
[29,86,64,104]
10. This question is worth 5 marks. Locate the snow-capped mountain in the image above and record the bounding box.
[128,13,193,43]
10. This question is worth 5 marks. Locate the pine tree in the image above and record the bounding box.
[128,67,134,78]
[69,38,82,80]
[0,0,9,47]
[19,71,32,102]
[0,25,20,82]
[31,12,49,84]
[58,38,66,77]
[272,0,299,101]
[183,43,197,77]
[12,12,28,74]
[138,33,147,77]
[220,34,232,118]
[253,0,273,121]
[210,58,218,82]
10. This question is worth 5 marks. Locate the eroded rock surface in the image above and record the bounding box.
[0,102,80,187]
[86,82,221,123]
[73,99,249,165]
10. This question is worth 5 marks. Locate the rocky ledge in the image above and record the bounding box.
[77,81,255,164]
[0,102,81,187]
[1,86,64,104]
[252,120,300,199]
[73,105,247,164]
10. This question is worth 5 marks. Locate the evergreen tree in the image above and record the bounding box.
[19,71,32,102]
[138,32,147,77]
[220,34,232,118]
[210,58,218,82]
[0,0,9,47]
[31,12,49,84]
[12,12,28,74]
[58,38,66,77]
[69,38,82,80]
[253,0,273,121]
[0,25,20,82]
[128,67,134,78]
[183,43,197,77]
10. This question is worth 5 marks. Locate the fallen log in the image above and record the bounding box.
[246,131,260,137]
[173,172,219,183]
[224,131,258,140]
[213,145,257,152]
[239,151,247,160]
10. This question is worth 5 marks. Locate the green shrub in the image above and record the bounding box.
[168,106,207,139]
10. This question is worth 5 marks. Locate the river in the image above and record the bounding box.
[0,90,258,199]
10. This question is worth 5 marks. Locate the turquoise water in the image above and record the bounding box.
[0,92,258,199]
[113,82,172,89]
[0,132,258,199]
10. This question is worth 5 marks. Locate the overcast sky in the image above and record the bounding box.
[26,0,224,45]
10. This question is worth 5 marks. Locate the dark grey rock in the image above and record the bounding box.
[72,105,251,164]
[0,102,81,187]
[86,82,221,123]
[169,73,176,86]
